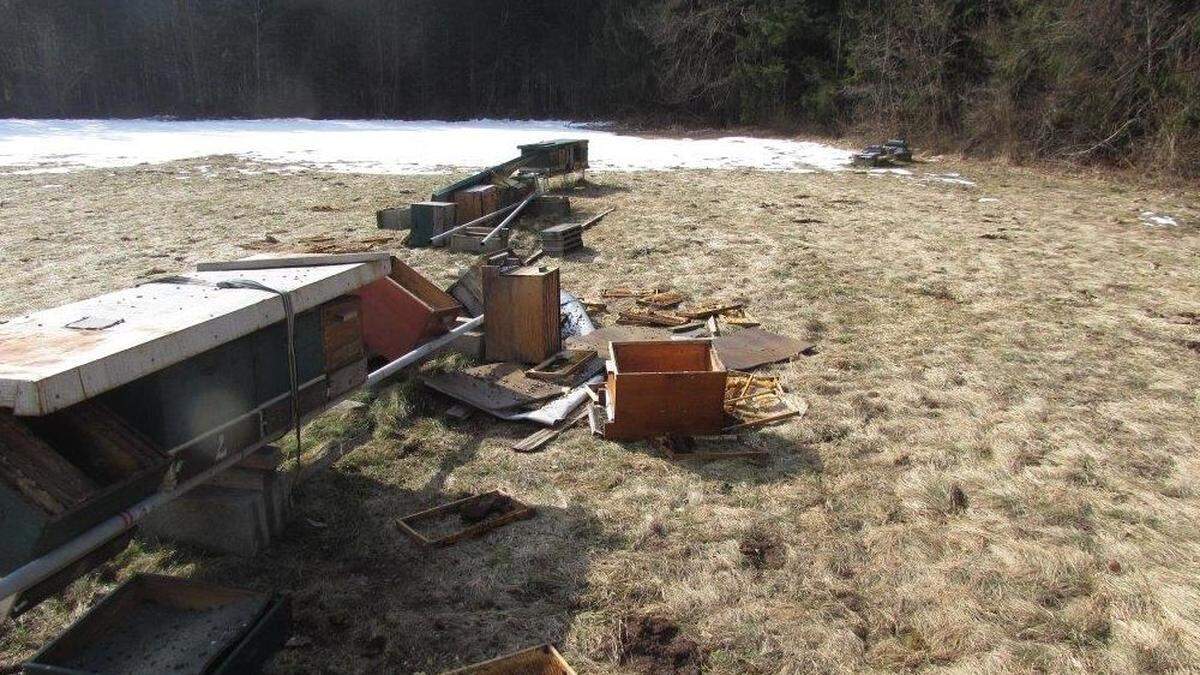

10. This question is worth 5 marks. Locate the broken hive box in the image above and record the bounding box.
[24,574,290,675]
[355,257,461,360]
[0,403,169,616]
[600,340,727,440]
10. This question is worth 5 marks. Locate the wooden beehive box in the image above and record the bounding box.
[602,340,727,440]
[454,184,500,225]
[409,201,455,247]
[482,265,561,364]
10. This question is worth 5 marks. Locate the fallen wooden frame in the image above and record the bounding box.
[525,349,599,385]
[443,643,576,675]
[396,491,534,547]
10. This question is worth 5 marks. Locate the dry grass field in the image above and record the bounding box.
[1,155,1198,673]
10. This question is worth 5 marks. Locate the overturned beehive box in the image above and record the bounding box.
[599,340,727,440]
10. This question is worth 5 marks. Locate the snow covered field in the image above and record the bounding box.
[0,118,855,174]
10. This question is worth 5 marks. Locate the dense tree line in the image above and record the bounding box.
[0,0,1196,175]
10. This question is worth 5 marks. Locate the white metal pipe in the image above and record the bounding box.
[365,313,484,387]
[481,191,539,244]
[429,203,518,245]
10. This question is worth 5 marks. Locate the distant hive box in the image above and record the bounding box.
[483,265,561,364]
[375,207,410,230]
[517,139,589,175]
[409,201,455,247]
[602,340,727,440]
[454,184,500,225]
[539,222,584,256]
[24,573,290,675]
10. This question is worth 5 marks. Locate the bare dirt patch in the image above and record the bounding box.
[621,613,705,674]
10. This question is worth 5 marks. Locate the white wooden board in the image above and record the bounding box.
[0,259,389,415]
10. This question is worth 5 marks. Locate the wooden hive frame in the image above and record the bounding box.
[396,490,535,547]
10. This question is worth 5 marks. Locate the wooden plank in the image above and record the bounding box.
[511,406,588,452]
[483,266,561,364]
[0,258,389,416]
[421,363,565,412]
[0,410,97,516]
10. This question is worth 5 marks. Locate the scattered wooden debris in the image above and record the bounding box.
[724,316,760,328]
[617,308,690,327]
[444,643,576,675]
[681,300,744,319]
[722,371,806,431]
[637,290,686,309]
[511,406,589,453]
[602,285,666,299]
[396,490,534,547]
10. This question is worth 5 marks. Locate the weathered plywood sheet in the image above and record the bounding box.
[0,259,389,415]
[712,328,813,371]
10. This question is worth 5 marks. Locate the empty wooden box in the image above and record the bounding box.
[601,340,727,440]
[483,266,561,364]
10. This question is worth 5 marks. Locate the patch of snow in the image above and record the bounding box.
[928,172,976,186]
[1140,211,1179,227]
[0,118,857,174]
[979,197,1000,203]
